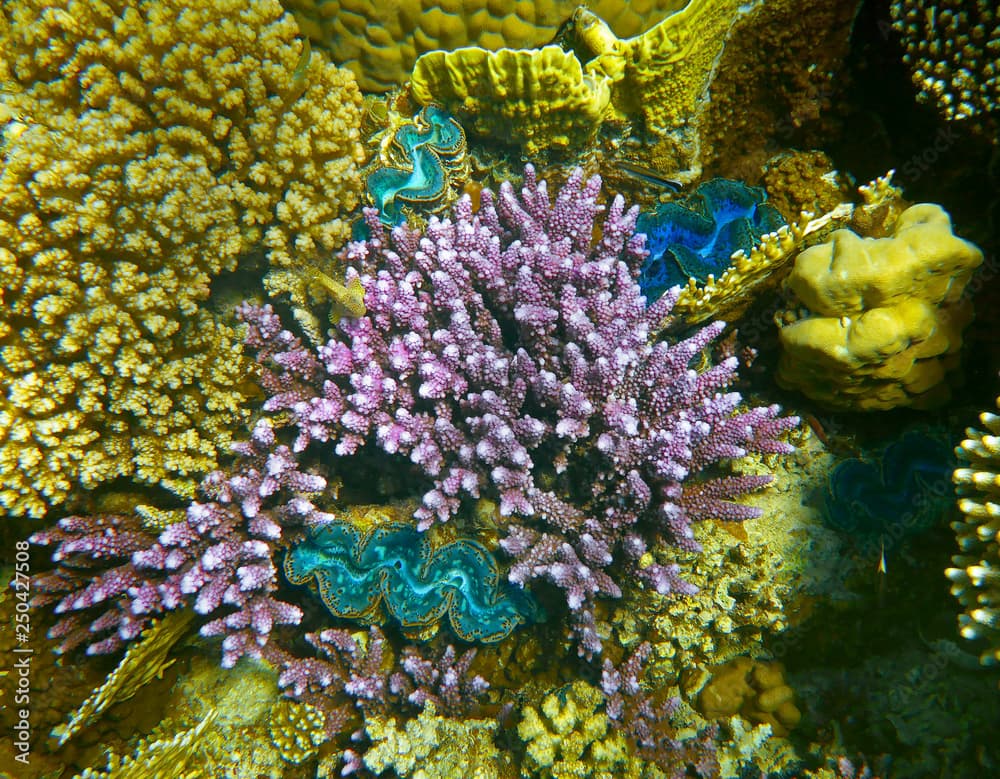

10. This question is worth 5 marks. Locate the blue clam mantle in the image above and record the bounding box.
[284,522,541,642]
[822,431,955,538]
[637,178,786,304]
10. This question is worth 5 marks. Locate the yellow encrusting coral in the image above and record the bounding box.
[612,521,792,679]
[517,681,640,778]
[362,702,505,778]
[0,0,365,516]
[775,200,983,411]
[599,0,758,177]
[949,403,1000,671]
[410,45,612,156]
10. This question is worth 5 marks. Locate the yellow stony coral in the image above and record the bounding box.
[0,0,364,516]
[603,0,756,177]
[72,711,216,779]
[948,403,1000,670]
[405,2,752,164]
[891,0,998,128]
[611,521,792,681]
[517,681,640,779]
[53,610,195,747]
[267,699,327,764]
[410,45,612,156]
[775,201,983,411]
[760,151,855,224]
[362,702,504,778]
[281,0,687,93]
[683,656,801,738]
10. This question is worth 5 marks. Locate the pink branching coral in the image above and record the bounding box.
[31,419,332,666]
[239,165,798,656]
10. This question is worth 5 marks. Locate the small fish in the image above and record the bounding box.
[615,160,683,192]
[876,537,888,608]
[292,37,312,85]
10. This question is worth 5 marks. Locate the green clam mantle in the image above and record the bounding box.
[284,521,542,642]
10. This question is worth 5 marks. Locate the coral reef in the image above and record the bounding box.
[366,106,469,225]
[13,0,1000,774]
[822,431,955,538]
[284,521,541,642]
[517,680,637,778]
[890,0,998,130]
[949,397,1000,669]
[636,178,787,304]
[776,202,983,410]
[362,702,503,778]
[241,165,798,656]
[0,0,365,517]
[409,45,612,156]
[52,610,195,746]
[683,656,801,738]
[282,0,685,93]
[31,419,331,663]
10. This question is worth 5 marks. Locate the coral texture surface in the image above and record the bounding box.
[0,0,364,516]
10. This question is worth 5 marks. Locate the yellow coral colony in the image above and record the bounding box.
[282,0,688,93]
[601,0,760,178]
[409,45,613,156]
[774,201,983,411]
[406,0,755,163]
[949,406,1000,672]
[517,681,637,778]
[0,0,364,516]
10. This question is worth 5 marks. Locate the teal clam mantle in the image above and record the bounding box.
[284,522,541,642]
[366,106,468,226]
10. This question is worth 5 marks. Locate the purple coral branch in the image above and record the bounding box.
[602,642,721,776]
[235,165,799,657]
[390,644,489,715]
[31,419,332,666]
[266,627,490,775]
